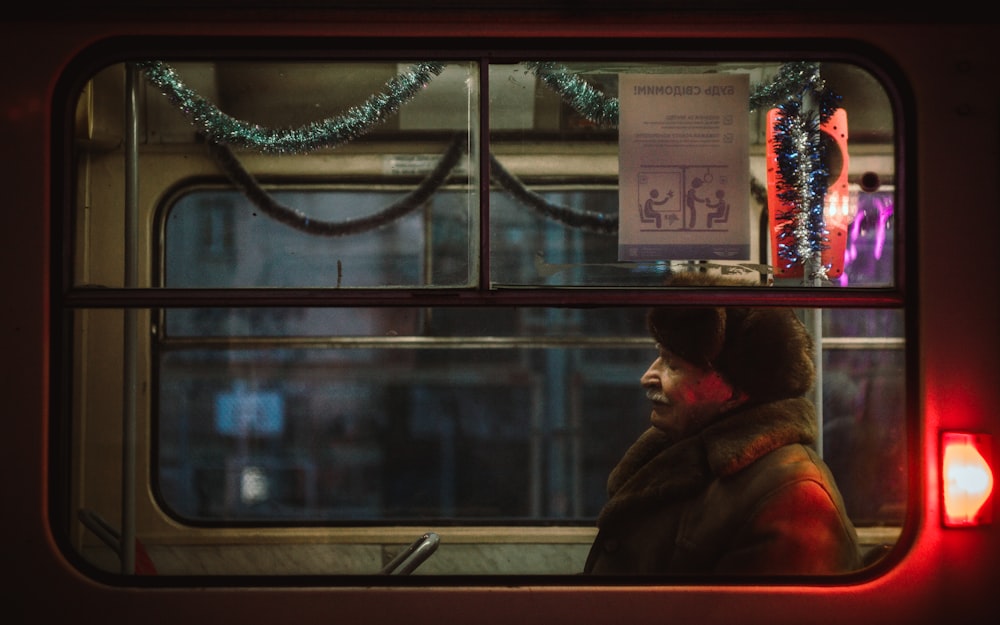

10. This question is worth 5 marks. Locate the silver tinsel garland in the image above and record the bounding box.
[139,60,445,154]
[140,60,837,256]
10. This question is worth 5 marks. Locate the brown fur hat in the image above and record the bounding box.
[646,274,815,403]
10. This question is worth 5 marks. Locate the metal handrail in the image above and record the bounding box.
[380,532,441,575]
[78,509,122,555]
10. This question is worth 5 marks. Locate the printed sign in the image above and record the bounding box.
[618,73,750,261]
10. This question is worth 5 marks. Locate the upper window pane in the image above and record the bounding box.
[489,61,895,288]
[73,57,896,292]
[74,60,479,289]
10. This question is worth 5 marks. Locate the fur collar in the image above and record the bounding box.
[598,398,816,527]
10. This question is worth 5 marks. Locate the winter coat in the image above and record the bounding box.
[584,397,862,576]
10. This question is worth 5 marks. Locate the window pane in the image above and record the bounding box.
[489,61,895,287]
[146,307,907,528]
[74,60,479,289]
[68,304,906,574]
[155,307,651,523]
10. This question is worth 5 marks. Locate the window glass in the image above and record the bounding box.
[64,51,905,578]
[489,61,895,287]
[74,60,479,289]
[164,187,474,288]
[154,306,904,527]
[156,333,650,522]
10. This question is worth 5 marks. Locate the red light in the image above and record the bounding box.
[942,432,993,527]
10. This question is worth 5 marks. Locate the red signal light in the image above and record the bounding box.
[942,432,993,527]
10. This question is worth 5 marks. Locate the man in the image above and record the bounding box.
[584,275,862,576]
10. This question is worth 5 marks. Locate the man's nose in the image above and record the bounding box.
[640,364,658,387]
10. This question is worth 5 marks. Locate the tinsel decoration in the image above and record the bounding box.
[522,60,843,250]
[490,153,618,234]
[748,62,824,112]
[208,133,467,236]
[139,60,445,154]
[142,60,836,247]
[525,62,620,128]
[526,60,828,126]
[204,130,619,236]
[749,176,769,208]
[770,77,842,280]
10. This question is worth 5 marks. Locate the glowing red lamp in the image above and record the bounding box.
[942,432,994,527]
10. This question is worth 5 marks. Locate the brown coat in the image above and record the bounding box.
[584,397,862,576]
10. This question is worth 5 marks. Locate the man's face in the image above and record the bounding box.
[641,343,743,437]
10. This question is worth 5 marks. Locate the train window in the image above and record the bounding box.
[58,49,907,579]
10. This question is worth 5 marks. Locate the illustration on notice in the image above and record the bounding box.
[637,166,732,232]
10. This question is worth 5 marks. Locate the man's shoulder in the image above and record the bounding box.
[680,444,836,545]
[723,443,831,495]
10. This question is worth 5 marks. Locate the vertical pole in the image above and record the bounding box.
[121,62,139,574]
[478,58,489,290]
[801,74,824,457]
[529,382,543,517]
[804,307,824,456]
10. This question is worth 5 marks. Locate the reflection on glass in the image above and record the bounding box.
[164,188,474,288]
[167,187,894,290]
[152,307,904,529]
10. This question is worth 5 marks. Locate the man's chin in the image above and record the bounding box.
[649,410,679,434]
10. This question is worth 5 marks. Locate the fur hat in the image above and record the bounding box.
[646,274,815,403]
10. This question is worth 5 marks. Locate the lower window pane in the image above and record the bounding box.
[67,305,906,575]
[157,343,652,523]
[151,307,905,528]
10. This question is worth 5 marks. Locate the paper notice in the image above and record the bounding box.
[618,73,750,261]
